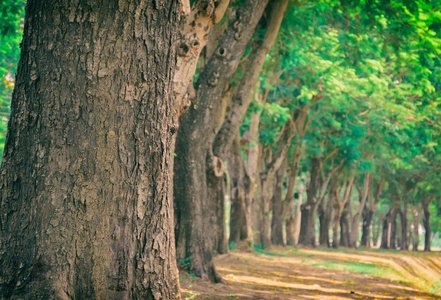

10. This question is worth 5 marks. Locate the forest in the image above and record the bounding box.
[0,0,441,299]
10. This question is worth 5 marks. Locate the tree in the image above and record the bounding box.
[0,1,182,298]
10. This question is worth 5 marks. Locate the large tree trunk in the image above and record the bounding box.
[174,0,269,282]
[422,198,431,252]
[0,1,181,298]
[271,160,287,245]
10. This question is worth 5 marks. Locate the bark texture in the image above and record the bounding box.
[0,1,181,299]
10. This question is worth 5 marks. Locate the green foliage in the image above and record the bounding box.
[0,0,24,160]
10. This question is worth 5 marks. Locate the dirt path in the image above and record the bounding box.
[180,247,441,300]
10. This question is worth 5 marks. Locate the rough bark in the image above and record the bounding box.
[173,0,230,117]
[271,160,287,245]
[212,0,289,160]
[174,0,269,282]
[349,173,370,248]
[0,1,181,299]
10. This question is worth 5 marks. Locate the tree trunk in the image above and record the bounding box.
[360,177,382,248]
[174,0,269,282]
[373,212,384,248]
[207,172,229,254]
[227,135,247,245]
[340,201,351,248]
[299,158,321,247]
[0,1,181,298]
[360,207,373,247]
[173,0,230,117]
[349,173,370,248]
[319,174,336,248]
[422,199,431,252]
[400,201,408,250]
[284,143,302,246]
[412,208,420,251]
[271,160,287,245]
[244,112,262,243]
[333,177,354,249]
[256,121,295,248]
[390,207,399,249]
[380,207,396,249]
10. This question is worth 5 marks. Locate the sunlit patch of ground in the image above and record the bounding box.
[180,246,441,299]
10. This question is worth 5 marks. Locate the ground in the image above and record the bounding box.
[180,245,441,300]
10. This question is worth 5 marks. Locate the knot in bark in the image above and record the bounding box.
[209,155,224,177]
[216,47,227,58]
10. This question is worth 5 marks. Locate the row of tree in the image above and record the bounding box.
[0,0,440,298]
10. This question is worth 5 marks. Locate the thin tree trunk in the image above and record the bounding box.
[412,208,420,251]
[256,120,296,248]
[227,135,247,245]
[271,160,287,245]
[373,212,384,247]
[244,112,262,244]
[381,207,396,249]
[333,176,355,248]
[299,158,321,247]
[390,207,399,249]
[285,143,302,245]
[401,201,409,250]
[349,173,370,248]
[0,1,181,298]
[319,174,337,247]
[422,198,432,252]
[340,200,351,248]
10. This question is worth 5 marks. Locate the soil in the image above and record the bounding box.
[180,245,441,300]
